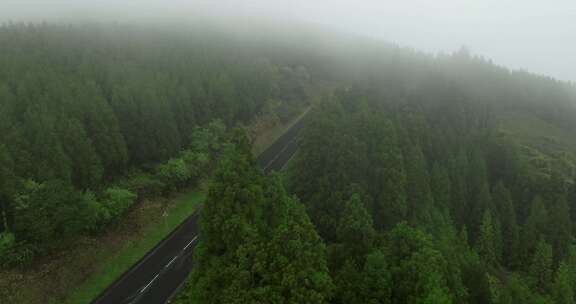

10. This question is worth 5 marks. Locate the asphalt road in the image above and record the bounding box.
[92,116,306,304]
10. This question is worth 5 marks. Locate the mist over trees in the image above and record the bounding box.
[0,19,575,304]
[0,22,312,267]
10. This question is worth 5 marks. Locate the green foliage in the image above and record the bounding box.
[386,223,453,304]
[529,238,554,293]
[0,23,309,266]
[2,18,576,303]
[98,188,137,225]
[117,171,166,199]
[492,182,519,268]
[285,73,576,302]
[360,250,392,304]
[548,195,573,263]
[156,158,192,191]
[335,193,375,257]
[333,251,392,304]
[475,210,501,266]
[553,262,575,304]
[0,232,15,263]
[520,197,550,268]
[184,140,332,304]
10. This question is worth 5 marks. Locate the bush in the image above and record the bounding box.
[156,158,192,191]
[0,240,34,269]
[119,171,166,199]
[82,191,105,233]
[100,187,137,222]
[182,150,210,180]
[0,232,15,257]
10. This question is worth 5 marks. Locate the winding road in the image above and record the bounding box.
[92,115,307,304]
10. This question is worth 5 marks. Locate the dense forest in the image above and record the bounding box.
[175,22,576,304]
[1,20,576,303]
[0,22,312,267]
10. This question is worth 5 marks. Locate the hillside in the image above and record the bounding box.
[0,21,575,304]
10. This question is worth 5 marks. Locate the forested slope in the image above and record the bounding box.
[0,23,312,267]
[175,22,576,304]
[1,20,576,303]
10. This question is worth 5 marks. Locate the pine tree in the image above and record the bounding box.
[475,210,501,266]
[449,149,469,228]
[470,182,493,242]
[529,238,553,293]
[553,262,575,304]
[548,195,573,263]
[387,223,453,304]
[336,193,375,258]
[190,140,332,303]
[333,259,363,304]
[431,163,452,211]
[254,189,333,304]
[520,197,550,268]
[492,182,519,268]
[360,250,392,304]
[404,142,434,228]
[375,120,407,230]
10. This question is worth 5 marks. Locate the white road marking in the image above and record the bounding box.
[263,137,298,172]
[140,273,160,293]
[165,256,178,269]
[183,235,198,251]
[136,235,199,297]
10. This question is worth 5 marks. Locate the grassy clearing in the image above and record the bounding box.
[64,190,205,304]
[0,189,205,304]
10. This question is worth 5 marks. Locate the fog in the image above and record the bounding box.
[1,0,575,82]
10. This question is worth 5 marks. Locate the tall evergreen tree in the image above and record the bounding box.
[189,140,332,303]
[403,143,434,228]
[492,182,519,268]
[475,210,501,266]
[548,195,573,263]
[553,262,575,304]
[374,120,407,230]
[520,197,550,268]
[529,238,553,294]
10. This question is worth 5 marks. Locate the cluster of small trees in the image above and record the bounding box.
[0,120,226,267]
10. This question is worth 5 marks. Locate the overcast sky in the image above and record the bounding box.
[2,0,575,82]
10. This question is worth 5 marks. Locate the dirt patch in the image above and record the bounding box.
[0,198,169,304]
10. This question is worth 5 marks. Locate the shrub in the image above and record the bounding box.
[119,171,165,199]
[0,232,15,257]
[99,187,137,223]
[156,158,192,191]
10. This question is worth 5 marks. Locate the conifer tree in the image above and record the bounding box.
[529,238,553,293]
[336,193,375,258]
[189,138,332,303]
[492,182,519,268]
[548,195,573,263]
[370,118,407,230]
[475,210,501,266]
[520,197,550,268]
[448,149,469,228]
[553,262,575,304]
[403,143,434,228]
[431,163,452,211]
